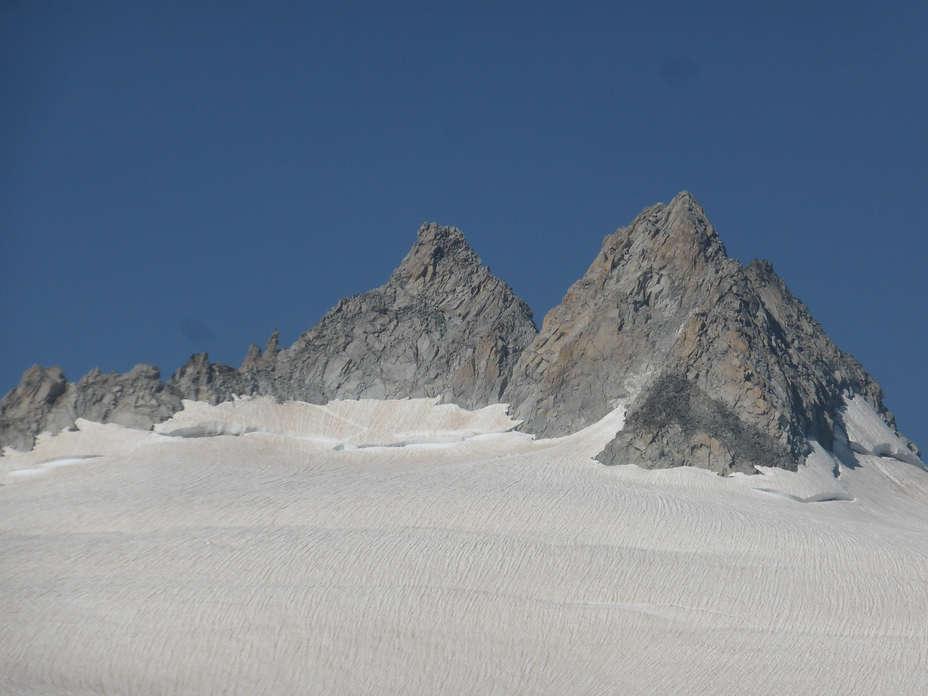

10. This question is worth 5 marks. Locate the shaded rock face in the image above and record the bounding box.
[598,374,795,475]
[166,352,253,405]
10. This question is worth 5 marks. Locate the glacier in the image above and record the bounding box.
[1,395,927,694]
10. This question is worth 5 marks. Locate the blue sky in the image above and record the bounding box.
[2,1,926,447]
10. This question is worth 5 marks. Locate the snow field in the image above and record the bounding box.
[1,396,927,694]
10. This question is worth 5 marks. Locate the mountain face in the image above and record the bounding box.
[503,194,734,438]
[1,224,538,452]
[163,223,538,409]
[266,223,538,408]
[1,195,918,475]
[503,192,907,474]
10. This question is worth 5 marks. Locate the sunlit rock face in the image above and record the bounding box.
[502,192,913,474]
[266,223,538,409]
[1,195,919,473]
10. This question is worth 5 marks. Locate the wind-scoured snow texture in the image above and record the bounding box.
[2,398,928,695]
[505,192,911,473]
[154,395,519,449]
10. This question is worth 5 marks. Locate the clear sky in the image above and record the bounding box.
[2,1,926,447]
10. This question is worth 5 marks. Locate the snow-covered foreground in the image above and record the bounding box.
[2,396,927,695]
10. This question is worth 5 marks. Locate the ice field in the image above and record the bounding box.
[2,396,927,695]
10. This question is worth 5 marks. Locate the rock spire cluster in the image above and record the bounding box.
[1,193,918,473]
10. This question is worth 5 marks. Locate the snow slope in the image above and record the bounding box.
[1,396,927,695]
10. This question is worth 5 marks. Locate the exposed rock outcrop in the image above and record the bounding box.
[1,223,538,452]
[161,223,538,409]
[1,199,918,476]
[0,365,71,452]
[500,191,911,474]
[0,363,179,453]
[504,193,732,437]
[268,223,538,408]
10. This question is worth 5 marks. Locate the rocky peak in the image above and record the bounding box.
[10,365,68,407]
[264,329,280,358]
[2,196,917,475]
[397,223,482,286]
[503,192,735,437]
[166,352,242,405]
[585,196,911,474]
[0,363,180,453]
[500,192,915,474]
[273,222,537,409]
[240,344,263,372]
[0,365,70,452]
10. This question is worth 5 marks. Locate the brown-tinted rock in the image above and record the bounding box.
[2,201,917,474]
[530,192,913,473]
[504,192,733,437]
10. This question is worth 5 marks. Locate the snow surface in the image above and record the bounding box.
[1,395,927,695]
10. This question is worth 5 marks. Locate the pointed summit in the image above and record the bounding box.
[260,223,537,408]
[2,194,917,473]
[503,192,736,437]
[502,192,915,474]
[397,223,481,286]
[264,329,280,357]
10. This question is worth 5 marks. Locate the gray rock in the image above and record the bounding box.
[70,364,181,430]
[165,352,246,405]
[268,222,538,408]
[1,200,918,476]
[505,191,911,473]
[157,224,538,410]
[0,223,538,453]
[0,365,71,452]
[0,363,180,453]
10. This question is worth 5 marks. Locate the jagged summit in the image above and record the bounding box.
[158,222,538,411]
[503,191,737,437]
[1,195,919,476]
[267,222,537,407]
[501,191,915,474]
[397,223,482,285]
[0,363,178,453]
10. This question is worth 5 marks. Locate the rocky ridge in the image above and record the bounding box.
[1,195,918,475]
[1,223,538,452]
[505,192,908,474]
[0,364,179,453]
